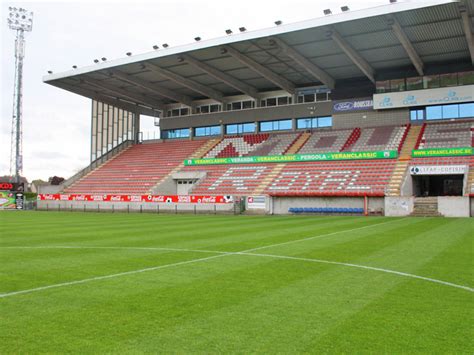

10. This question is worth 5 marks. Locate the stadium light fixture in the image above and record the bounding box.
[239,27,246,32]
[47,70,53,74]
[101,57,107,61]
[225,29,233,35]
[126,52,132,56]
[72,65,77,69]
[152,45,159,50]
[94,59,99,63]
[275,20,282,26]
[162,43,169,48]
[7,6,33,183]
[341,6,349,12]
[194,37,201,41]
[323,9,332,15]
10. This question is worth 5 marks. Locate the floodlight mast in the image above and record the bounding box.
[7,7,33,184]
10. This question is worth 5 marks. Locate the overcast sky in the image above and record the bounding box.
[1,0,394,181]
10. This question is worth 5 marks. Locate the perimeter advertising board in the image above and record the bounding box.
[185,150,397,166]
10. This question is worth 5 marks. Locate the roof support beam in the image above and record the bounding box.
[57,82,159,116]
[222,45,296,95]
[179,54,259,99]
[109,70,194,107]
[459,4,474,65]
[81,77,164,109]
[143,63,224,103]
[388,17,424,75]
[269,37,335,89]
[327,29,376,83]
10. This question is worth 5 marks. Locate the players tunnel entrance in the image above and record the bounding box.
[412,174,464,197]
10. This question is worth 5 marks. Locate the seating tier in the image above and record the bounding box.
[418,121,473,149]
[65,140,207,194]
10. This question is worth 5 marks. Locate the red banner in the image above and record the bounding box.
[37,194,234,204]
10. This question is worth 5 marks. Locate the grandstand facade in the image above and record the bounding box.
[40,0,474,217]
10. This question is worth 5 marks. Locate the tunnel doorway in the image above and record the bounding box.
[412,174,464,197]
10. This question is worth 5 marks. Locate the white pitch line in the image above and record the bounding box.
[235,252,474,293]
[6,217,469,299]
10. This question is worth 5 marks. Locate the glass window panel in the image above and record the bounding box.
[278,119,292,130]
[376,80,390,93]
[242,101,253,109]
[196,107,201,114]
[406,77,423,90]
[278,97,289,105]
[458,71,474,85]
[210,104,220,112]
[318,116,332,127]
[180,108,189,116]
[260,121,272,132]
[200,105,209,113]
[243,123,255,132]
[226,124,237,134]
[304,94,315,103]
[459,103,474,118]
[260,100,266,107]
[297,118,310,129]
[171,109,180,116]
[426,105,443,120]
[440,73,458,87]
[410,110,418,121]
[210,126,221,135]
[232,102,241,110]
[195,127,206,136]
[424,75,440,89]
[297,95,304,104]
[442,104,459,119]
[390,79,406,92]
[226,104,232,111]
[316,92,328,101]
[267,98,277,106]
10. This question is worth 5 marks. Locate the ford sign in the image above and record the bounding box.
[333,99,373,112]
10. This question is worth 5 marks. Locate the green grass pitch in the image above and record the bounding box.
[0,211,472,353]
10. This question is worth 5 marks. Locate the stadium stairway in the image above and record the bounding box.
[410,197,442,217]
[285,132,311,154]
[253,164,287,195]
[150,138,220,194]
[386,125,421,197]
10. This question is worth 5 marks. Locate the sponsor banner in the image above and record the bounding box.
[333,99,373,112]
[247,196,266,209]
[410,165,467,175]
[0,191,17,209]
[37,194,234,204]
[0,182,24,191]
[184,150,397,166]
[412,147,472,157]
[373,85,474,110]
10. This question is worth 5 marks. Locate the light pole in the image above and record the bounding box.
[7,7,33,184]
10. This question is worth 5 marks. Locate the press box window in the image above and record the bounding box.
[259,119,292,132]
[226,122,255,135]
[194,125,221,137]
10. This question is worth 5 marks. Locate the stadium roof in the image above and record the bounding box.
[43,0,473,115]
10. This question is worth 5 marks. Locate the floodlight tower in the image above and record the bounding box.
[7,7,33,183]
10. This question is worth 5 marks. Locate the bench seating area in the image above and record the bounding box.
[65,140,207,194]
[347,125,408,152]
[298,128,354,154]
[265,160,396,196]
[289,207,364,214]
[184,164,274,195]
[418,121,473,149]
[204,132,300,158]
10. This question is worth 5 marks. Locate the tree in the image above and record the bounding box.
[48,176,65,185]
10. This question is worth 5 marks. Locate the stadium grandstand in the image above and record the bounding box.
[39,0,474,217]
